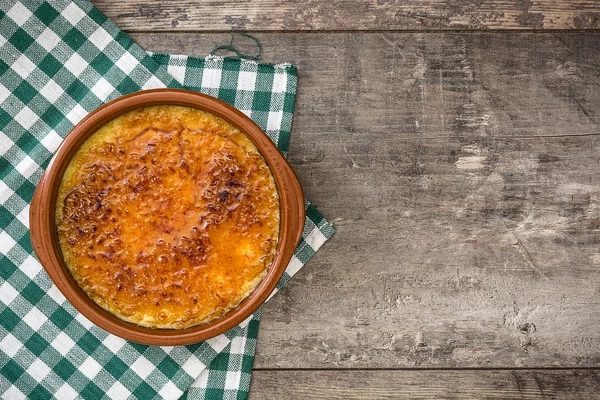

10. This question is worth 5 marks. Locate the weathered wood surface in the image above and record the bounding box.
[96,0,600,32]
[132,32,600,374]
[250,370,600,399]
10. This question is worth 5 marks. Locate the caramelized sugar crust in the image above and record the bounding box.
[56,106,280,329]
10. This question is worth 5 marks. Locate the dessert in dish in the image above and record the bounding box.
[56,105,280,329]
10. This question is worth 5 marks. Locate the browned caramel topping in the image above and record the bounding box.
[56,106,279,329]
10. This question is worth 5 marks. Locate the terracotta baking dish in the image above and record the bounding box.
[29,89,305,345]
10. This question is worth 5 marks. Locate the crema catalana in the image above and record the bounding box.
[56,105,280,329]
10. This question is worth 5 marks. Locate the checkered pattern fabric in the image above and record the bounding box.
[183,310,262,399]
[0,1,334,399]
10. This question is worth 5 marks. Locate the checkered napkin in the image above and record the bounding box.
[0,1,333,399]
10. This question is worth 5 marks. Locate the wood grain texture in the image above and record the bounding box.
[249,370,600,399]
[132,32,600,371]
[94,0,600,32]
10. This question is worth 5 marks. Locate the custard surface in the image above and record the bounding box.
[56,105,279,329]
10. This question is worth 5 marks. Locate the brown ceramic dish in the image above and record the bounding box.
[30,89,305,345]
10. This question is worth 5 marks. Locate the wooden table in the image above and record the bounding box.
[93,1,600,397]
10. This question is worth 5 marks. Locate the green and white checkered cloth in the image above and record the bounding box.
[0,1,334,399]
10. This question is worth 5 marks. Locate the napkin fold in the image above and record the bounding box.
[0,1,333,398]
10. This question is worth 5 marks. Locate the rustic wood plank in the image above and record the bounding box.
[134,32,600,142]
[249,370,600,399]
[132,32,600,369]
[94,0,600,32]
